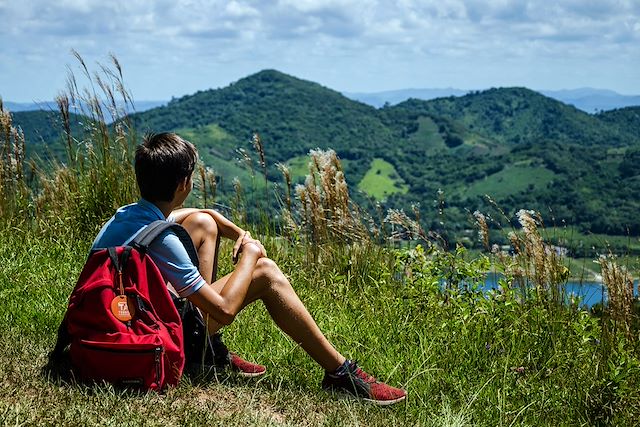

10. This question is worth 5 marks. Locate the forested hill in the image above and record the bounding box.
[11,109,85,161]
[129,70,394,185]
[389,88,637,146]
[11,70,640,235]
[597,106,640,136]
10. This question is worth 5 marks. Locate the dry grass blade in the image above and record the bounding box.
[385,207,442,248]
[0,103,28,220]
[276,162,292,212]
[236,148,254,177]
[198,163,217,208]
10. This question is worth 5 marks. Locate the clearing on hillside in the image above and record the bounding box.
[357,158,408,200]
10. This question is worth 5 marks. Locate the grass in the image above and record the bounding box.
[407,116,445,153]
[0,231,435,426]
[285,155,310,182]
[357,158,409,200]
[5,228,640,426]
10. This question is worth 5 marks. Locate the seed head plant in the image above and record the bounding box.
[0,102,28,221]
[198,163,217,208]
[276,162,292,213]
[35,52,138,236]
[473,210,490,251]
[292,149,369,247]
[597,254,635,338]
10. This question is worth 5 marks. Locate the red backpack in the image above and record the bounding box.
[50,221,199,391]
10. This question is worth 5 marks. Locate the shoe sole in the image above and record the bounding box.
[324,388,407,406]
[363,394,407,406]
[235,370,267,378]
[187,362,266,379]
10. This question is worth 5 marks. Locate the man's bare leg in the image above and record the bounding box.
[181,212,345,372]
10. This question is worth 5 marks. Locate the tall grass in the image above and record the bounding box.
[0,100,29,224]
[1,55,640,426]
[0,53,139,238]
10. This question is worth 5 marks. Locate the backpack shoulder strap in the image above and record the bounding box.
[131,220,199,266]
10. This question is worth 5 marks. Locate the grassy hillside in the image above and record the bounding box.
[457,162,556,199]
[382,90,640,235]
[130,70,396,187]
[598,106,640,136]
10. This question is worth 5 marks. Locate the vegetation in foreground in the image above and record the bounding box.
[1,57,640,426]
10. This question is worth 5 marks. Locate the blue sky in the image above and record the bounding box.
[1,0,638,102]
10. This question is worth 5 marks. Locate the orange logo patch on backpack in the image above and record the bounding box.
[111,295,135,322]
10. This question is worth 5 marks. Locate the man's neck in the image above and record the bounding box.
[152,200,174,219]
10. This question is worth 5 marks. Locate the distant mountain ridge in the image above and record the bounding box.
[10,69,640,236]
[4,100,167,114]
[345,87,640,113]
[9,87,637,115]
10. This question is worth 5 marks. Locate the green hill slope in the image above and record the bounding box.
[597,106,640,135]
[380,89,640,234]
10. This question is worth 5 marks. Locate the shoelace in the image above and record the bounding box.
[348,361,377,384]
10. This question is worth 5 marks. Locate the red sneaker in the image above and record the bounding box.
[185,333,266,379]
[322,360,407,405]
[229,352,267,377]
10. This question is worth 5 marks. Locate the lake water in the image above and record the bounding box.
[482,273,633,308]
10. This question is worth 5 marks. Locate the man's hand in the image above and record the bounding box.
[233,231,267,263]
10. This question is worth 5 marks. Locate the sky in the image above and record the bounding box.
[1,0,638,102]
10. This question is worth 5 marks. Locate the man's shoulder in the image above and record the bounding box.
[92,202,159,249]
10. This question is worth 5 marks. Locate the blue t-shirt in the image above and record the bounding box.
[91,199,206,297]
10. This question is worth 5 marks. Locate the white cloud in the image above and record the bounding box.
[0,0,638,100]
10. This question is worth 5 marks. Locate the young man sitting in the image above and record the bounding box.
[91,132,407,405]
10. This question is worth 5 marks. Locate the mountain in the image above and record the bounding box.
[381,89,640,234]
[344,88,469,108]
[3,101,58,112]
[388,87,635,146]
[10,70,640,236]
[130,70,395,186]
[541,89,640,113]
[597,106,640,135]
[345,87,640,113]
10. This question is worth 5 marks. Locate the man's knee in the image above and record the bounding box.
[182,211,218,239]
[255,258,287,285]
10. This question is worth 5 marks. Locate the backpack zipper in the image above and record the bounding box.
[79,341,162,354]
[154,347,162,382]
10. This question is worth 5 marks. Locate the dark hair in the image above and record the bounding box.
[135,132,198,202]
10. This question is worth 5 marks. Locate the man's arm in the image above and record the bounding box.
[171,208,243,240]
[187,240,263,325]
[171,208,265,260]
